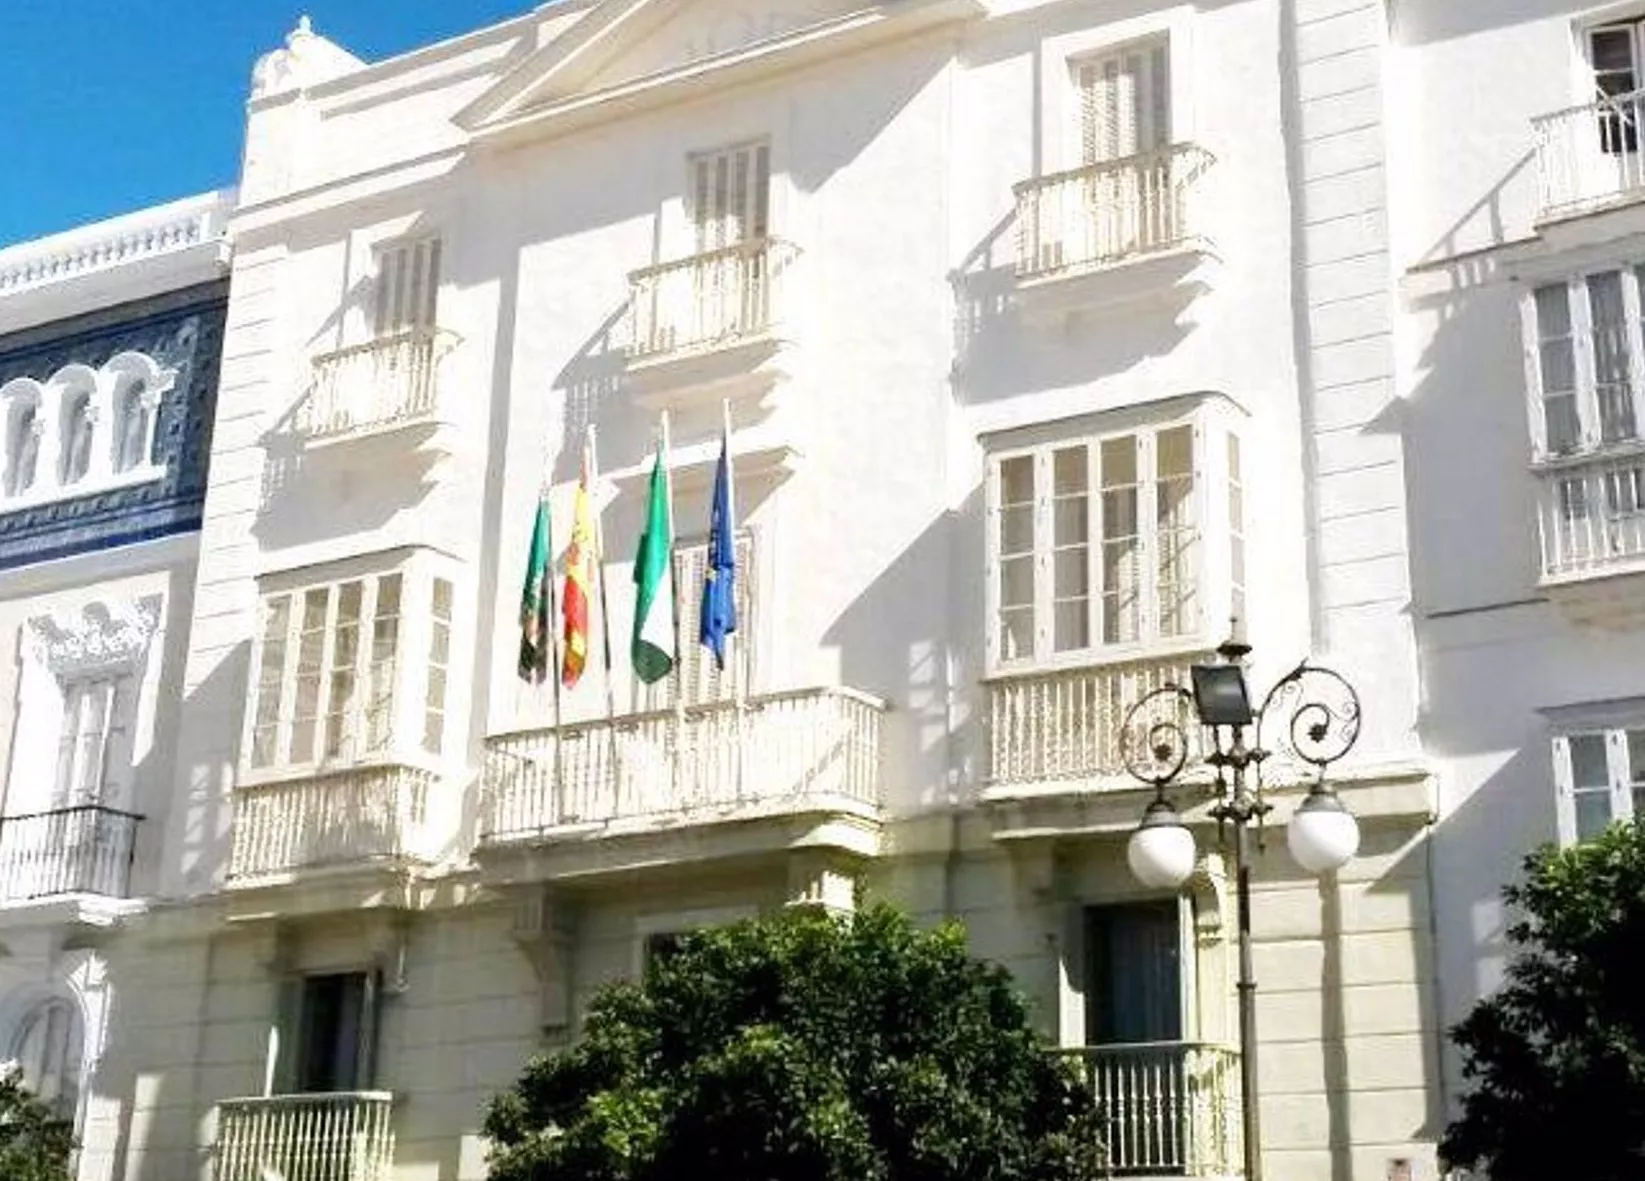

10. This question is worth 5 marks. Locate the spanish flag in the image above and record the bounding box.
[561,454,597,689]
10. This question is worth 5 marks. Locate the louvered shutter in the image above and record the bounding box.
[373,237,442,337]
[1079,44,1170,163]
[650,533,755,710]
[692,145,771,252]
[1552,735,1577,846]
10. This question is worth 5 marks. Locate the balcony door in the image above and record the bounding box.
[1075,43,1172,264]
[688,143,771,344]
[1085,900,1188,1176]
[293,971,378,1094]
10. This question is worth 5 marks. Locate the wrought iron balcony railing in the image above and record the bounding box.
[0,804,141,901]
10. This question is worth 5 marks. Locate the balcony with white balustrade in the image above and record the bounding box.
[624,237,801,409]
[478,686,885,881]
[1061,1042,1243,1179]
[227,762,441,893]
[1534,445,1645,627]
[297,327,460,452]
[1013,144,1217,321]
[1534,89,1645,223]
[215,1091,394,1181]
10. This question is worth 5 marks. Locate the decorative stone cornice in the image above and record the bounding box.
[25,595,161,677]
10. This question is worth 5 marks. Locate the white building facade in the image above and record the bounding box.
[1389,0,1645,1110]
[84,2,1448,1180]
[0,190,232,1176]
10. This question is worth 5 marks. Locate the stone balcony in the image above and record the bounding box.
[298,327,460,451]
[215,1091,394,1181]
[479,686,885,880]
[624,237,800,408]
[1013,144,1217,321]
[227,762,438,886]
[1533,443,1645,627]
[1061,1042,1243,1179]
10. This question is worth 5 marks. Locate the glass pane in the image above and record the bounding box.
[1000,607,1033,662]
[424,578,454,756]
[252,596,290,768]
[290,589,328,764]
[1545,392,1581,454]
[1535,283,1571,337]
[423,668,447,755]
[1054,446,1088,494]
[1628,730,1645,785]
[1055,547,1090,597]
[1053,599,1090,652]
[1101,435,1138,487]
[1000,556,1033,608]
[1157,426,1192,479]
[324,583,362,760]
[1000,456,1034,505]
[368,575,403,751]
[1001,505,1033,555]
[1576,789,1614,842]
[432,578,453,620]
[1570,733,1610,788]
[1054,496,1088,545]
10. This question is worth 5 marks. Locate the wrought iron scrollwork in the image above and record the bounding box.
[1255,662,1362,777]
[1119,684,1197,788]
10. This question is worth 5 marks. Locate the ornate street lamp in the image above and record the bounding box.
[1119,627,1362,1181]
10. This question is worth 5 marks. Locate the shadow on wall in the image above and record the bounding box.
[819,487,984,812]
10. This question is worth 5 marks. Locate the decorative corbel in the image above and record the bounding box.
[510,887,575,1032]
[784,851,859,914]
[1190,850,1229,946]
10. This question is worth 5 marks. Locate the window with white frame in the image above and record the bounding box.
[1589,20,1645,155]
[1527,271,1645,457]
[372,236,441,339]
[1077,39,1170,164]
[690,142,771,253]
[988,422,1213,667]
[54,675,132,808]
[247,558,457,774]
[1554,724,1645,844]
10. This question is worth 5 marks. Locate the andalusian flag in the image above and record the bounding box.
[560,456,597,689]
[517,495,552,684]
[631,441,676,684]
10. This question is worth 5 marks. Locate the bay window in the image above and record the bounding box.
[986,402,1243,670]
[1526,270,1645,458]
[247,552,460,776]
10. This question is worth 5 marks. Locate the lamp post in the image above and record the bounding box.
[1120,628,1363,1181]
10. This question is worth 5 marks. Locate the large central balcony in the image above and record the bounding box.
[1062,1042,1243,1178]
[1013,145,1215,315]
[1534,88,1645,221]
[228,764,436,883]
[480,687,884,871]
[299,327,459,445]
[215,1091,394,1181]
[0,804,141,902]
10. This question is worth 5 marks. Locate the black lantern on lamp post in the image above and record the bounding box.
[1119,627,1363,1181]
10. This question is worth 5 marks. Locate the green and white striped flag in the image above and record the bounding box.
[631,440,676,684]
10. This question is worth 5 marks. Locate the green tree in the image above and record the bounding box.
[0,1066,74,1181]
[1442,821,1645,1180]
[484,903,1103,1181]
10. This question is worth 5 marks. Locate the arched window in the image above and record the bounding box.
[112,380,151,474]
[10,997,82,1122]
[5,400,39,497]
[60,393,94,486]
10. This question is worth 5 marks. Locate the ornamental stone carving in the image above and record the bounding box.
[26,595,161,677]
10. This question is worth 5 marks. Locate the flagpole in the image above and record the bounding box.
[660,411,685,800]
[541,473,565,827]
[586,426,621,803]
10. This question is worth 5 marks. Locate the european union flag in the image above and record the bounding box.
[700,427,737,671]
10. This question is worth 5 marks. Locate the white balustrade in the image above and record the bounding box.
[229,764,435,879]
[1062,1042,1242,1178]
[481,687,883,840]
[301,327,457,440]
[987,653,1208,786]
[1534,89,1645,220]
[1014,144,1214,280]
[1536,450,1645,581]
[0,189,232,294]
[216,1091,394,1181]
[628,237,799,360]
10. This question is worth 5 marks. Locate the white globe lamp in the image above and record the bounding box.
[1286,783,1360,874]
[1127,798,1198,890]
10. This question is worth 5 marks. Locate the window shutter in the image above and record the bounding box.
[1552,735,1577,846]
[692,145,772,251]
[373,238,442,337]
[1520,291,1548,457]
[1608,728,1633,823]
[659,533,755,709]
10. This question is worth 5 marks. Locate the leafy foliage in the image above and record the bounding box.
[1442,821,1645,1180]
[484,903,1103,1181]
[0,1066,75,1181]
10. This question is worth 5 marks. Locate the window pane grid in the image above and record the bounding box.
[424,579,453,756]
[1100,436,1142,646]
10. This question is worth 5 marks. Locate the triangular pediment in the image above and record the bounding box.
[459,0,983,139]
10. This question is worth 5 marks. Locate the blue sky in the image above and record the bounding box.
[0,1,534,248]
